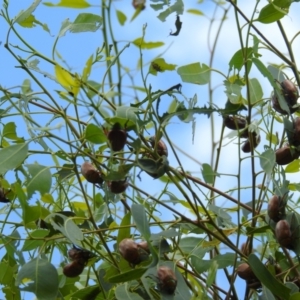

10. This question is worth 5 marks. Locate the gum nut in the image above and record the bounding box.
[63,261,85,278]
[157,266,177,295]
[275,220,293,249]
[108,179,128,194]
[150,136,168,157]
[272,94,289,115]
[137,241,150,253]
[236,263,257,281]
[268,195,285,222]
[223,115,247,130]
[81,162,103,185]
[107,123,127,151]
[275,146,300,165]
[119,238,142,265]
[281,79,299,106]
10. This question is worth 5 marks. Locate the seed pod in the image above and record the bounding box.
[281,79,299,106]
[241,133,260,153]
[107,123,127,151]
[132,0,146,10]
[108,179,128,194]
[149,136,168,157]
[63,260,85,278]
[236,263,257,281]
[268,195,286,222]
[275,220,293,249]
[224,115,247,130]
[157,266,177,295]
[275,146,300,165]
[137,241,150,253]
[119,238,149,266]
[81,162,103,186]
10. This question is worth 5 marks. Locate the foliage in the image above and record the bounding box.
[1,0,300,299]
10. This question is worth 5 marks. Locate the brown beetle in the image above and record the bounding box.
[81,162,103,186]
[68,246,93,263]
[275,220,293,250]
[107,123,127,152]
[268,195,286,222]
[0,188,10,203]
[119,238,149,266]
[149,136,168,157]
[157,266,177,295]
[275,145,300,165]
[108,179,128,194]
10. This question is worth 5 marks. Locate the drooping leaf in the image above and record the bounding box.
[0,143,28,174]
[177,62,211,85]
[201,163,220,184]
[224,79,243,104]
[132,38,164,49]
[131,203,151,240]
[108,268,147,283]
[249,78,263,105]
[116,10,127,26]
[26,164,52,199]
[259,149,275,175]
[16,258,59,300]
[43,0,90,8]
[229,48,253,72]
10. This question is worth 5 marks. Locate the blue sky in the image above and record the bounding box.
[2,0,300,299]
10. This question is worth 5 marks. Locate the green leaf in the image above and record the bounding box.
[131,204,151,240]
[266,133,278,145]
[229,48,253,72]
[187,9,204,15]
[0,143,28,174]
[285,159,300,173]
[138,156,169,179]
[177,62,211,85]
[16,258,59,300]
[207,261,218,288]
[257,3,287,24]
[149,58,177,75]
[26,163,52,199]
[22,230,49,251]
[132,38,164,49]
[15,0,42,24]
[248,254,291,299]
[0,262,15,285]
[115,284,144,300]
[157,0,184,21]
[116,10,127,26]
[82,54,93,81]
[69,286,101,299]
[43,0,90,8]
[3,122,24,142]
[117,213,131,245]
[249,78,263,105]
[201,163,219,184]
[69,13,102,33]
[108,268,147,283]
[259,149,275,175]
[224,80,243,104]
[85,124,107,144]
